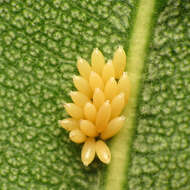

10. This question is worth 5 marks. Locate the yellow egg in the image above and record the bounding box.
[102,60,115,83]
[89,71,104,92]
[84,102,97,122]
[111,93,125,118]
[69,129,86,143]
[70,91,90,108]
[100,116,125,140]
[96,100,111,132]
[73,75,92,98]
[104,77,118,101]
[80,120,98,137]
[91,48,105,75]
[64,103,83,120]
[112,46,126,79]
[93,88,105,110]
[118,72,130,103]
[77,57,91,80]
[81,138,96,166]
[95,140,111,164]
[59,118,79,131]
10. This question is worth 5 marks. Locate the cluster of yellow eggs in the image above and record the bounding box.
[59,47,130,166]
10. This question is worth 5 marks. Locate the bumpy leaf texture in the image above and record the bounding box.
[0,0,190,190]
[127,1,190,190]
[0,0,135,189]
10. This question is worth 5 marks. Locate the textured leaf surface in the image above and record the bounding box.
[127,0,190,190]
[0,0,135,189]
[0,0,190,190]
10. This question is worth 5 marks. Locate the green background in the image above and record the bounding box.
[0,0,189,189]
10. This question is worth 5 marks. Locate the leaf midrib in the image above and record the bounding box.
[104,0,156,189]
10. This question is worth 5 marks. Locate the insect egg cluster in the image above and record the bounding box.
[59,46,130,166]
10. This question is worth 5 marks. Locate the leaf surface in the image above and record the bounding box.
[127,1,190,190]
[0,0,190,190]
[0,0,135,189]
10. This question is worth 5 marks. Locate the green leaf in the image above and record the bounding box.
[127,1,190,190]
[0,0,189,190]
